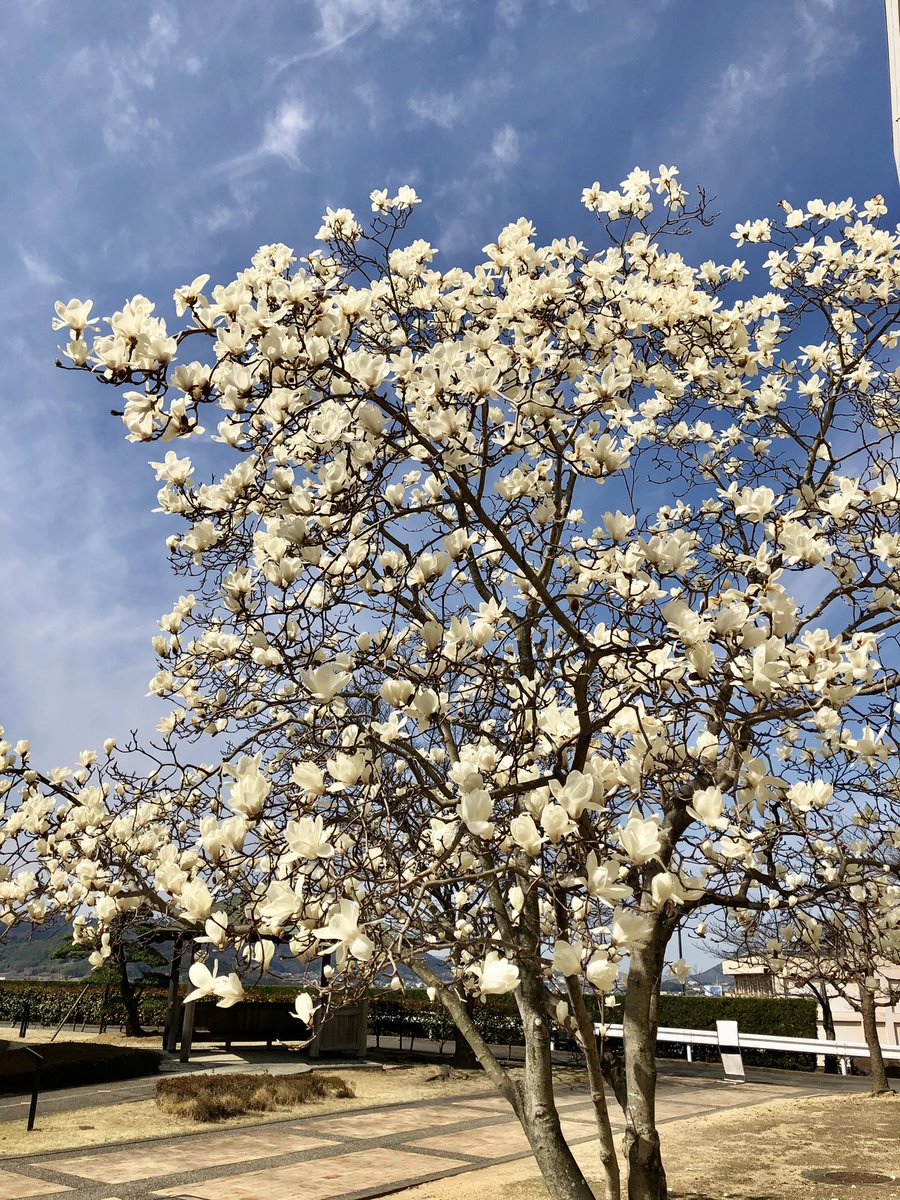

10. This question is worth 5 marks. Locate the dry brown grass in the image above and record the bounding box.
[155,1070,354,1122]
[401,1091,900,1200]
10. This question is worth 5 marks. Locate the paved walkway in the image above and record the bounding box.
[0,1073,814,1200]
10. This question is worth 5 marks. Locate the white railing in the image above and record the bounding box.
[594,1021,900,1062]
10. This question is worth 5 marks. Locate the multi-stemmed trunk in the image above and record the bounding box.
[451,994,480,1069]
[808,983,839,1075]
[515,964,599,1200]
[414,958,604,1200]
[858,981,892,1096]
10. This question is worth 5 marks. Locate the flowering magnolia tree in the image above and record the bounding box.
[720,838,900,1095]
[3,167,900,1200]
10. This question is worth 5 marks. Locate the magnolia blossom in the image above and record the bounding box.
[549,771,596,819]
[552,938,583,977]
[586,952,619,992]
[459,789,494,838]
[299,663,352,702]
[688,786,725,828]
[667,958,691,985]
[178,878,213,923]
[196,910,229,949]
[616,814,663,865]
[313,899,374,962]
[510,813,544,856]
[224,754,271,818]
[611,908,653,949]
[285,815,335,861]
[291,993,319,1026]
[185,960,244,1008]
[470,951,520,995]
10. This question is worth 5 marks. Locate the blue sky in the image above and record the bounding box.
[0,0,895,771]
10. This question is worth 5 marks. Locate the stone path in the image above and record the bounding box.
[0,1075,809,1200]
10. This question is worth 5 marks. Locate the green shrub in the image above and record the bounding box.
[655,994,819,1071]
[0,1042,162,1094]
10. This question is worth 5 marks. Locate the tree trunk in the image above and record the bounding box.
[517,965,598,1200]
[412,959,596,1200]
[858,981,892,1096]
[451,995,480,1069]
[117,952,144,1038]
[809,983,838,1075]
[164,936,184,1053]
[622,934,667,1200]
[566,975,622,1200]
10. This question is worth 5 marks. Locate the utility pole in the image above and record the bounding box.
[886,0,900,181]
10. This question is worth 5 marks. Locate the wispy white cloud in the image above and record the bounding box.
[409,91,465,130]
[497,0,524,27]
[261,99,313,165]
[200,97,314,183]
[490,124,521,172]
[17,246,63,287]
[192,177,265,238]
[671,0,859,161]
[409,74,513,132]
[271,0,433,78]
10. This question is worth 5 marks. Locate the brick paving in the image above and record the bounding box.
[0,1076,809,1200]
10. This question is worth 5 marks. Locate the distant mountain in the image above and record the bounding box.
[0,919,452,987]
[692,962,731,993]
[0,916,87,980]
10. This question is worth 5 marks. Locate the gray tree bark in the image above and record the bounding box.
[412,959,599,1200]
[621,932,667,1200]
[858,981,892,1096]
[516,962,599,1200]
[566,975,622,1200]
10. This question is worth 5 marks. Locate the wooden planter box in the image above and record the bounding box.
[176,999,368,1061]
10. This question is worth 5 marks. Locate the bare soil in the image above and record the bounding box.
[399,1091,900,1200]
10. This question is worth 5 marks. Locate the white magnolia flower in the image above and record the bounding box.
[299,663,352,702]
[667,958,691,985]
[313,899,374,962]
[285,815,335,861]
[687,786,725,828]
[611,908,653,949]
[196,910,229,949]
[549,771,596,819]
[616,813,662,865]
[586,952,619,992]
[292,993,318,1025]
[179,878,213,924]
[540,803,574,844]
[585,853,633,906]
[185,960,245,1008]
[223,754,271,818]
[290,762,326,796]
[459,789,494,838]
[552,938,582,977]
[470,951,519,995]
[510,813,544,856]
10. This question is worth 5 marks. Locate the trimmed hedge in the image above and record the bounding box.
[368,990,522,1050]
[0,1042,162,1095]
[369,989,819,1070]
[0,979,819,1070]
[0,980,306,1032]
[0,981,170,1030]
[655,994,819,1071]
